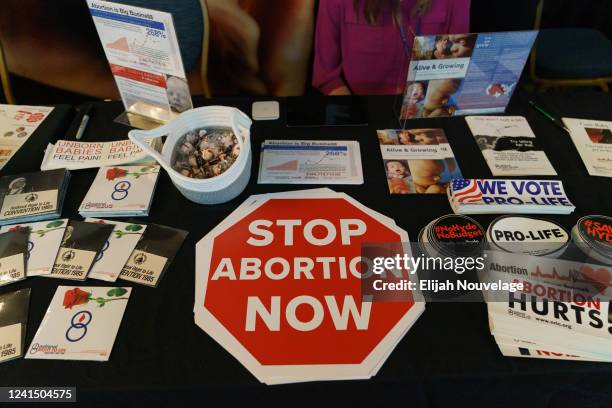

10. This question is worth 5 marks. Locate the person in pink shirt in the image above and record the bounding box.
[313,0,471,95]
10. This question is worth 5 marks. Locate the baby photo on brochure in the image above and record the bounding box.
[378,129,462,194]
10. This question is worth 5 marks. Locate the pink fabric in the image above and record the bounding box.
[313,0,471,95]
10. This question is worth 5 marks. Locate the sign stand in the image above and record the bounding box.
[87,0,194,129]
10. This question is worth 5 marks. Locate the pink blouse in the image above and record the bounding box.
[313,0,471,95]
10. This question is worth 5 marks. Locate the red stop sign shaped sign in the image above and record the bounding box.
[195,193,423,384]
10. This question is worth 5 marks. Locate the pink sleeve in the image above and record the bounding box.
[447,0,471,34]
[313,0,348,94]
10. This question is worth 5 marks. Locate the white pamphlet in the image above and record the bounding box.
[26,286,131,361]
[562,117,612,177]
[465,116,557,176]
[79,165,160,217]
[40,139,160,171]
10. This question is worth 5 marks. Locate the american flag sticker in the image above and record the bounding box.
[451,179,483,204]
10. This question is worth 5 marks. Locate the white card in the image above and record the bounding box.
[562,117,612,178]
[258,140,363,185]
[1,190,58,221]
[0,219,67,276]
[85,219,146,282]
[79,165,160,216]
[26,286,131,361]
[0,323,22,363]
[0,254,25,287]
[120,250,167,287]
[466,116,557,176]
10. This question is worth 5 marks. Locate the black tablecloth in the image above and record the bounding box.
[1,90,611,408]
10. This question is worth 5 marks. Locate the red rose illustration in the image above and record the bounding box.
[8,226,23,232]
[63,288,91,309]
[106,167,127,181]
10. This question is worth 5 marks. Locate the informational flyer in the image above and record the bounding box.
[258,140,363,184]
[562,118,612,178]
[87,0,193,122]
[377,128,462,194]
[0,105,54,170]
[400,31,537,119]
[465,116,557,176]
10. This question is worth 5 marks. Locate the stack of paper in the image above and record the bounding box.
[26,286,131,361]
[0,169,70,226]
[465,116,557,176]
[562,118,612,178]
[40,139,161,171]
[482,252,612,362]
[194,188,424,384]
[79,165,160,217]
[447,179,575,215]
[0,219,68,276]
[258,140,363,185]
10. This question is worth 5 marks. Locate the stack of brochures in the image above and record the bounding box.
[79,165,160,217]
[0,169,70,226]
[562,118,612,178]
[483,252,612,362]
[447,179,575,215]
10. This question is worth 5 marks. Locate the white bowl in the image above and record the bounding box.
[128,106,252,204]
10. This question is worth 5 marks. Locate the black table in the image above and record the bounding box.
[1,90,612,408]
